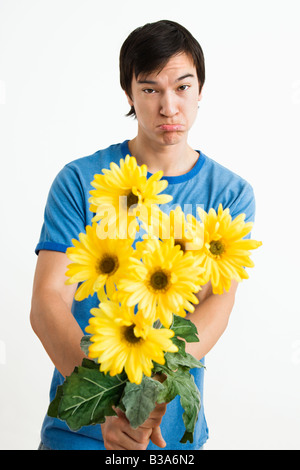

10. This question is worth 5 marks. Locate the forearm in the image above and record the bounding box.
[30,289,85,377]
[185,281,237,360]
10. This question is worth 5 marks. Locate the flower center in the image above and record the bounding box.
[209,240,225,256]
[123,324,142,344]
[127,191,139,208]
[149,269,170,291]
[97,254,119,275]
[175,240,186,252]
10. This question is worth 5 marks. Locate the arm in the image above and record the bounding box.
[185,280,238,360]
[30,250,167,449]
[30,250,85,378]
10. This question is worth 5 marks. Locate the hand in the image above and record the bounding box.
[143,402,167,448]
[101,403,167,450]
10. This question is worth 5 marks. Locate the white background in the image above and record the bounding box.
[1,0,299,450]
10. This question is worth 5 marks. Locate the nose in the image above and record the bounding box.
[160,91,178,117]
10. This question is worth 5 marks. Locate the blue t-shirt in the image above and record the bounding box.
[36,140,255,450]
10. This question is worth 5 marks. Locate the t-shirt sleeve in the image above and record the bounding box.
[228,181,256,239]
[35,164,86,255]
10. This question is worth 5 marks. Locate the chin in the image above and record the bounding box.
[160,131,184,146]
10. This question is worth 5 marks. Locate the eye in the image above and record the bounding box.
[178,84,190,91]
[143,88,156,94]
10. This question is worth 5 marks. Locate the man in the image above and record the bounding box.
[31,20,255,450]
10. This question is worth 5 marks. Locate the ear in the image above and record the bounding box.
[125,92,134,107]
[198,89,203,102]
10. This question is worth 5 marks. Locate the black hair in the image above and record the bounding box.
[119,20,205,117]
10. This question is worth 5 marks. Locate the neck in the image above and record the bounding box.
[128,134,199,177]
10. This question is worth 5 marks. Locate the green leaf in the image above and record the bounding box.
[121,376,164,429]
[157,366,201,444]
[178,373,201,444]
[151,361,170,376]
[180,431,194,444]
[152,316,202,376]
[57,366,127,431]
[80,335,99,364]
[81,357,100,370]
[171,315,199,343]
[164,350,205,371]
[80,335,91,355]
[47,384,64,418]
[152,319,204,376]
[171,336,187,355]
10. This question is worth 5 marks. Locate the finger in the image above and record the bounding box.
[114,407,128,421]
[150,402,167,418]
[142,403,167,428]
[118,431,150,451]
[124,423,152,443]
[150,426,166,448]
[113,411,152,448]
[104,423,149,450]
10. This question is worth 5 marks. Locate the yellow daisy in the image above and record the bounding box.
[89,155,173,239]
[140,205,204,254]
[187,204,262,294]
[85,301,178,385]
[65,223,135,301]
[117,237,204,328]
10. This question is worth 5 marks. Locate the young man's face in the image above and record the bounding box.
[126,52,202,147]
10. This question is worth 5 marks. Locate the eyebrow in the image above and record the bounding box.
[137,73,195,85]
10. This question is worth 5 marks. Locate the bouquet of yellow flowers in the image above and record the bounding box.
[48,156,262,444]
